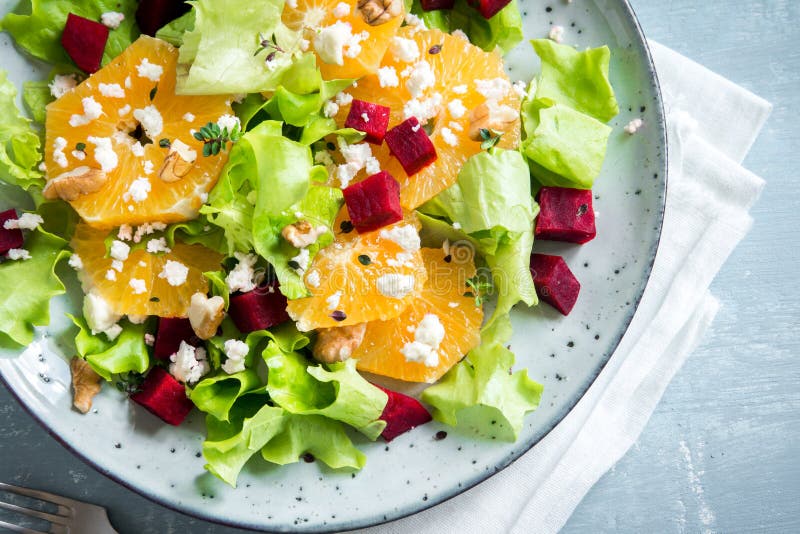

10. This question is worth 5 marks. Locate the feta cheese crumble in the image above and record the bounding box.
[109,240,130,261]
[98,83,125,98]
[3,213,43,231]
[83,292,122,339]
[117,224,133,241]
[475,78,511,101]
[136,58,163,82]
[440,127,458,147]
[376,273,416,299]
[624,118,644,134]
[133,105,164,139]
[183,112,195,122]
[402,93,442,124]
[314,21,357,66]
[326,290,343,311]
[87,136,119,172]
[400,314,445,367]
[123,177,151,203]
[118,104,131,117]
[146,237,171,254]
[144,333,155,346]
[447,99,466,119]
[452,84,468,95]
[129,278,147,294]
[6,248,30,261]
[130,141,145,157]
[159,260,189,287]
[101,11,125,29]
[323,100,340,118]
[52,137,69,168]
[336,139,377,188]
[291,247,310,272]
[169,341,209,384]
[377,66,399,88]
[390,36,420,63]
[69,97,103,127]
[222,339,249,374]
[332,2,351,17]
[406,60,435,98]
[68,253,83,270]
[226,252,258,293]
[548,25,565,43]
[306,269,321,288]
[379,224,420,252]
[49,74,77,99]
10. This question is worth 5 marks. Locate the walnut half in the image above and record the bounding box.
[159,139,197,183]
[43,166,107,201]
[467,101,518,141]
[70,357,102,414]
[188,292,226,340]
[313,323,367,363]
[358,0,402,26]
[281,220,328,249]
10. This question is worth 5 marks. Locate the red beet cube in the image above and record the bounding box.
[61,13,109,73]
[136,0,193,37]
[421,0,456,9]
[345,100,391,144]
[530,254,581,316]
[342,171,403,233]
[228,281,290,333]
[535,187,597,244]
[131,367,194,426]
[0,209,24,256]
[153,317,202,360]
[385,117,437,176]
[375,385,433,441]
[468,0,512,18]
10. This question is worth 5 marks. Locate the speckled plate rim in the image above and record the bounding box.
[0,0,667,531]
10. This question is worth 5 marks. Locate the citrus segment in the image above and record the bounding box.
[353,247,483,383]
[45,35,234,228]
[71,224,224,317]
[334,27,521,209]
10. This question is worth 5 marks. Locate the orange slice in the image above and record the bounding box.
[71,224,224,317]
[45,35,234,229]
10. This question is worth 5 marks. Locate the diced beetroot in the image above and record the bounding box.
[375,385,433,442]
[228,281,290,333]
[421,0,456,9]
[0,209,24,256]
[153,317,202,360]
[342,171,403,233]
[530,254,581,316]
[61,13,109,73]
[130,367,194,426]
[345,100,391,144]
[384,117,438,176]
[135,0,193,37]
[535,187,597,244]
[468,0,512,19]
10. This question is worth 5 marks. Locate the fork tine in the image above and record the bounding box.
[0,500,69,526]
[0,517,49,534]
[0,482,74,508]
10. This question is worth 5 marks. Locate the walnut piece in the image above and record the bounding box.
[467,101,518,141]
[70,357,102,414]
[358,0,402,26]
[313,323,367,363]
[281,220,328,248]
[188,292,226,340]
[158,151,194,183]
[43,166,107,201]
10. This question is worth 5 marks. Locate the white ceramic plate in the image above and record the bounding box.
[0,0,666,531]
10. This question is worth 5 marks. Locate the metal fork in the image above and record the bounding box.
[0,482,117,534]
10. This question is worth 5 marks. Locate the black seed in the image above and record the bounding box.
[444,254,452,263]
[339,220,354,234]
[545,6,552,12]
[576,203,588,216]
[429,44,442,54]
[330,310,347,321]
[149,85,158,101]
[149,296,160,302]
[159,138,171,148]
[434,430,447,441]
[357,254,371,265]
[288,260,301,270]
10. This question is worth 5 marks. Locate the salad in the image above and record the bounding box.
[0,0,618,487]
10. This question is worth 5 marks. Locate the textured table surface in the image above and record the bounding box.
[2,1,798,533]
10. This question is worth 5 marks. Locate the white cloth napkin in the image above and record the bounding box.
[358,40,771,534]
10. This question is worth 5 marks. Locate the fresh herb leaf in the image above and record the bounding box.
[75,142,86,152]
[479,128,503,150]
[159,138,171,148]
[465,275,493,306]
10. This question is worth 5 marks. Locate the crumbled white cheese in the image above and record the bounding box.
[400,314,444,367]
[98,83,125,98]
[111,259,124,272]
[101,11,125,29]
[68,253,83,270]
[144,333,155,346]
[291,247,310,272]
[402,93,442,124]
[376,66,399,88]
[123,177,151,203]
[403,13,427,31]
[117,224,133,241]
[440,127,458,147]
[326,290,342,311]
[512,80,527,98]
[548,25,565,43]
[452,84,468,94]
[142,160,154,175]
[3,213,43,231]
[452,221,462,230]
[314,150,335,170]
[449,120,464,132]
[105,269,117,281]
[306,269,321,288]
[87,136,118,172]
[365,156,380,175]
[146,237,171,254]
[222,339,249,374]
[136,58,163,82]
[379,224,420,252]
[109,240,130,261]
[129,278,147,294]
[133,105,164,139]
[71,149,86,161]
[475,78,511,101]
[390,36,420,63]
[452,29,469,41]
[6,248,30,261]
[376,273,416,299]
[447,99,466,119]
[124,76,132,89]
[169,341,209,384]
[336,138,374,187]
[131,141,145,157]
[345,30,369,59]
[69,97,103,127]
[132,221,167,243]
[127,314,147,324]
[183,112,195,122]
[49,74,77,99]
[405,60,435,98]
[159,260,189,287]
[118,104,131,117]
[624,118,644,135]
[314,21,354,66]
[448,301,459,308]
[323,100,340,118]
[226,252,258,293]
[332,2,351,17]
[52,137,68,168]
[217,114,240,133]
[333,93,353,108]
[83,292,122,337]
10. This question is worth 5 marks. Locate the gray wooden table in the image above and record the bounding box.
[2,1,798,532]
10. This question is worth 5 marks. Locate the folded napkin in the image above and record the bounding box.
[358,40,771,534]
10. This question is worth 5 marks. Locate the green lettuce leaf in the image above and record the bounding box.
[529,39,619,122]
[0,227,68,347]
[0,69,45,190]
[421,315,543,440]
[264,344,387,439]
[1,0,140,69]
[176,0,299,95]
[155,10,195,47]
[22,80,52,124]
[411,0,523,54]
[189,369,263,421]
[521,103,612,189]
[71,316,150,380]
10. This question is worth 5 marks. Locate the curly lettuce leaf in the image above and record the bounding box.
[189,369,263,421]
[71,316,150,380]
[529,39,619,122]
[1,0,140,69]
[176,0,299,95]
[421,315,543,440]
[411,0,523,54]
[22,80,52,124]
[0,227,68,347]
[155,10,195,47]
[264,344,387,439]
[0,70,45,190]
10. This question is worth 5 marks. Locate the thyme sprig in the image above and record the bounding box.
[254,32,285,63]
[193,121,242,157]
[465,275,493,306]
[479,128,504,150]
